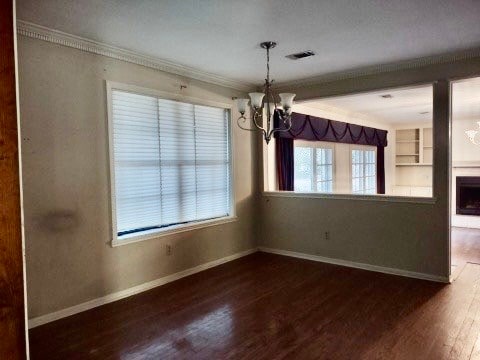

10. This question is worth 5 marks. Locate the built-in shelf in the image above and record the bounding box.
[396,163,433,166]
[395,127,432,166]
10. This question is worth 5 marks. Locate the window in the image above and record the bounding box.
[109,87,232,242]
[351,148,376,194]
[294,142,333,192]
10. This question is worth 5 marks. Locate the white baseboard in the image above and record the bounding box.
[258,247,449,283]
[28,248,257,329]
[29,246,449,328]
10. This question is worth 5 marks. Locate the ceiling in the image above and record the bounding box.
[16,0,480,86]
[301,77,480,125]
[301,85,433,125]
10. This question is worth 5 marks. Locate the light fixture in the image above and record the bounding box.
[466,121,480,145]
[235,41,296,144]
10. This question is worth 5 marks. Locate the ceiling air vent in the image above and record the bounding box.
[286,50,315,60]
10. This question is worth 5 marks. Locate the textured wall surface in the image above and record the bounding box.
[18,37,258,318]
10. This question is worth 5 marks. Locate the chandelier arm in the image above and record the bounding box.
[251,110,266,132]
[267,113,293,140]
[237,116,265,132]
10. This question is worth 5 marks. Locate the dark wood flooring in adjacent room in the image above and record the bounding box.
[30,242,480,360]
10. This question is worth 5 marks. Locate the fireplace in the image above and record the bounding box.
[457,177,480,216]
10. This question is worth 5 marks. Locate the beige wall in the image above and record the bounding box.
[452,117,480,163]
[259,63,467,278]
[18,36,258,318]
[18,33,480,318]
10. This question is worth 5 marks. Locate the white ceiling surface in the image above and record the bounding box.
[301,86,434,125]
[17,0,480,85]
[301,77,480,125]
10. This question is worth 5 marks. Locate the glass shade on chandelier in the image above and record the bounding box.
[466,122,480,145]
[235,41,296,144]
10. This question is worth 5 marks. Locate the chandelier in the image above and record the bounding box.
[235,41,296,144]
[466,122,480,145]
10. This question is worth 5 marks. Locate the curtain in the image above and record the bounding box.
[376,146,385,194]
[275,112,388,193]
[276,137,294,191]
[277,113,388,147]
[274,111,294,190]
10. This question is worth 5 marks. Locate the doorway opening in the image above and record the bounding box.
[450,76,480,279]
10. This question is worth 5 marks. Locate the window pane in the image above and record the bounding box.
[294,147,313,191]
[326,165,333,181]
[351,149,376,194]
[366,163,375,177]
[367,150,375,163]
[326,149,332,164]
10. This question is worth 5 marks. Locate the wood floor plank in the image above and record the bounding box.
[29,230,480,359]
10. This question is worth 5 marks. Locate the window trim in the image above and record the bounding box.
[350,145,377,195]
[106,81,236,246]
[294,140,335,193]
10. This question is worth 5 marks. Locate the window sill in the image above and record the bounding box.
[111,216,238,247]
[262,191,437,204]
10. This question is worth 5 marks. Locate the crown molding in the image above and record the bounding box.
[274,48,480,91]
[16,20,255,92]
[16,20,480,94]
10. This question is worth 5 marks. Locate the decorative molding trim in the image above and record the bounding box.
[274,48,480,91]
[16,20,254,92]
[28,248,257,329]
[17,21,480,95]
[258,247,449,283]
[262,191,437,204]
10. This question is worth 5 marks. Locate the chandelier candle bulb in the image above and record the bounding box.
[279,93,296,112]
[235,98,249,115]
[249,92,265,109]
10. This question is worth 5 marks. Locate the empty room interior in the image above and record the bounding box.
[3,0,480,359]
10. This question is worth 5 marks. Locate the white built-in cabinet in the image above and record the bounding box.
[395,127,432,166]
[393,126,433,197]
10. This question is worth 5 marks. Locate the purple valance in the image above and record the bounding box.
[277,112,388,147]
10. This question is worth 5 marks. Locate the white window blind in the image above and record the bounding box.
[111,89,231,238]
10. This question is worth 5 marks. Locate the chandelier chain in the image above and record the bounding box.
[266,46,270,83]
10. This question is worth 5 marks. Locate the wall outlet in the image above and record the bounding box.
[325,231,330,240]
[165,244,172,256]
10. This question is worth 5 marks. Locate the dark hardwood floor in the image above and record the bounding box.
[29,232,480,359]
